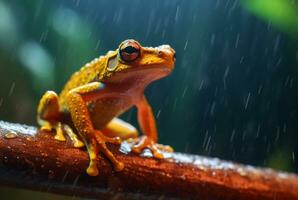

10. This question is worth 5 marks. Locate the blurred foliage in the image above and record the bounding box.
[242,0,298,37]
[0,0,298,198]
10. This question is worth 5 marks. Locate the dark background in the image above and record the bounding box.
[0,0,298,199]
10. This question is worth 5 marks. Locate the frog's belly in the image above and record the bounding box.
[89,97,133,130]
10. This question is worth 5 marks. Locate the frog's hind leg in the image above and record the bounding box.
[101,118,138,140]
[37,91,84,148]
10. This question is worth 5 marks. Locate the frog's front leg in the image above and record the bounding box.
[37,91,84,148]
[66,82,124,176]
[132,95,173,158]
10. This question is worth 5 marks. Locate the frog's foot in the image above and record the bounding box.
[86,130,124,176]
[40,121,84,148]
[132,136,173,159]
[95,130,122,144]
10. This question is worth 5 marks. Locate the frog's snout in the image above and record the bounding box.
[157,45,176,62]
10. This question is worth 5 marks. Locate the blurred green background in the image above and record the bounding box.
[0,0,298,198]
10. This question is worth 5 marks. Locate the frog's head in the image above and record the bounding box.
[102,39,175,84]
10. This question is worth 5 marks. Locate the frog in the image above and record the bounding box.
[37,39,176,176]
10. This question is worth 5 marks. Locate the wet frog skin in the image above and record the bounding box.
[37,39,176,176]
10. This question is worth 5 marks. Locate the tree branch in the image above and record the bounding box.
[0,121,297,199]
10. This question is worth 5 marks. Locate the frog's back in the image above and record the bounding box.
[59,56,105,108]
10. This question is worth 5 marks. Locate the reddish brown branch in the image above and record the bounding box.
[0,121,297,199]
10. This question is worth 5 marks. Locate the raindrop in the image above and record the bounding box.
[223,65,230,90]
[61,171,69,183]
[275,127,280,143]
[214,172,221,179]
[239,56,244,64]
[175,5,180,22]
[205,136,212,152]
[156,109,161,119]
[26,137,34,141]
[198,79,205,91]
[173,98,178,112]
[256,124,261,138]
[198,165,207,171]
[230,129,235,142]
[75,0,80,7]
[184,39,188,51]
[235,33,240,49]
[95,39,100,50]
[48,169,55,179]
[244,92,251,110]
[210,102,216,116]
[273,34,281,53]
[283,124,287,133]
[257,85,263,94]
[180,174,186,180]
[39,29,48,43]
[56,161,62,168]
[4,131,17,139]
[8,82,15,97]
[72,175,80,188]
[237,168,247,176]
[202,130,209,148]
[182,86,188,98]
[210,34,215,46]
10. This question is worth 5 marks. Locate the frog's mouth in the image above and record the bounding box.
[104,63,174,84]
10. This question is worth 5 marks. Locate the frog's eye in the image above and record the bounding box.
[119,41,141,62]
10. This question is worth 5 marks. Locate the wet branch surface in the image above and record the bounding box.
[0,121,297,200]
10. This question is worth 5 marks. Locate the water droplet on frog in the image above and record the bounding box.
[4,131,17,139]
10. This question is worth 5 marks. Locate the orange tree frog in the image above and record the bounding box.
[37,39,176,176]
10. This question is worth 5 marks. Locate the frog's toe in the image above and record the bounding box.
[63,124,84,148]
[114,161,125,171]
[87,160,99,176]
[93,131,124,172]
[132,136,167,159]
[40,121,66,141]
[97,131,122,144]
[54,122,66,141]
[72,139,85,148]
[156,144,174,153]
[40,124,52,132]
[40,121,84,148]
[104,135,122,144]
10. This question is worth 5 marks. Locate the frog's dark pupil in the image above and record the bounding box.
[123,46,138,54]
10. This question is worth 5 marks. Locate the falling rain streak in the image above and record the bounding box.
[8,82,15,97]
